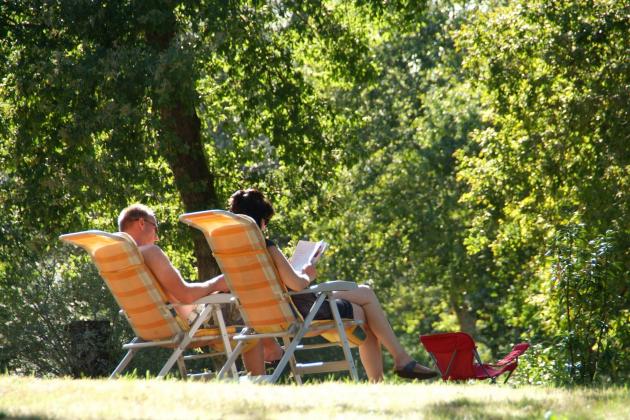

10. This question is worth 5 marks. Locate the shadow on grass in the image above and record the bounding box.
[427,397,551,419]
[0,412,48,420]
[582,390,625,403]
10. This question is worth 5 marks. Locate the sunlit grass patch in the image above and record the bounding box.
[0,375,628,419]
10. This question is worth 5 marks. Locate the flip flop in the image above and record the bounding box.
[395,360,438,380]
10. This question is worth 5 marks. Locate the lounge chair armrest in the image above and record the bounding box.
[190,293,234,305]
[288,280,358,295]
[311,280,358,292]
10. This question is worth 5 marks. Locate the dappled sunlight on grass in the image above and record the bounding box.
[0,376,628,419]
[427,396,552,419]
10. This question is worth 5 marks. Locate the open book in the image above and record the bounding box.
[289,240,328,270]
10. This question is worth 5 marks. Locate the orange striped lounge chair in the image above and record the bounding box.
[59,230,240,379]
[179,210,365,384]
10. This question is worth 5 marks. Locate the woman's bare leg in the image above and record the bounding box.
[351,303,384,382]
[334,285,433,373]
[241,341,265,375]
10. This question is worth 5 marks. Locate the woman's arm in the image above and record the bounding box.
[267,245,315,291]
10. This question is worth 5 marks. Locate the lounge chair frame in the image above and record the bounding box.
[180,210,364,384]
[218,281,362,383]
[60,230,240,380]
[111,293,237,379]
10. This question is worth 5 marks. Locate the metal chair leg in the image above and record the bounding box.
[177,356,188,379]
[283,336,302,385]
[328,294,359,381]
[110,340,139,379]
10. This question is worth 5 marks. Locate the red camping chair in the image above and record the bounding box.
[420,332,529,383]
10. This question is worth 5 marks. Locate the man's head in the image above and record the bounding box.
[117,204,159,245]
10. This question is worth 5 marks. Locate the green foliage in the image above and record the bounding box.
[546,225,628,384]
[455,0,629,384]
[308,2,518,362]
[0,0,383,376]
[0,245,124,376]
[0,0,627,385]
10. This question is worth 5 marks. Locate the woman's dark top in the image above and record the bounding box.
[265,239,354,320]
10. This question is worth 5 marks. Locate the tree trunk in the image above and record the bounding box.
[450,293,478,338]
[159,104,221,280]
[146,12,220,280]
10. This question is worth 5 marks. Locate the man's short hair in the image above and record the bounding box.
[118,204,155,232]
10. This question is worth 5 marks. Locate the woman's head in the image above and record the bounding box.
[228,188,274,228]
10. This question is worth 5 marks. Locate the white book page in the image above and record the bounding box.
[289,240,328,270]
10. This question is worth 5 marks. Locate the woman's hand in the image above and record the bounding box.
[267,245,310,291]
[302,263,317,283]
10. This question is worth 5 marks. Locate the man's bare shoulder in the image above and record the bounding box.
[138,244,167,261]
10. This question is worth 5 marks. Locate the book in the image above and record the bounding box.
[289,240,328,270]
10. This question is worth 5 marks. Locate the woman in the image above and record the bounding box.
[229,188,437,382]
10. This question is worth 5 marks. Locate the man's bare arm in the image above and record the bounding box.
[140,245,227,303]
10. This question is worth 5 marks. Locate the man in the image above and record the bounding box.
[117,204,278,374]
[118,204,228,322]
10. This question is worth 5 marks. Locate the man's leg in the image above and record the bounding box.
[242,341,265,375]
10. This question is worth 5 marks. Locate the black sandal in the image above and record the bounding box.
[395,360,438,380]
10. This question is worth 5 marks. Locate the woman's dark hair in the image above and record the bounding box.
[228,188,274,228]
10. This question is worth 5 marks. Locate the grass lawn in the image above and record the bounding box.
[0,375,628,419]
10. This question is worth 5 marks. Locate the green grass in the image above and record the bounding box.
[0,375,628,419]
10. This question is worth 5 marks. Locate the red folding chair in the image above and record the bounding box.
[420,332,529,383]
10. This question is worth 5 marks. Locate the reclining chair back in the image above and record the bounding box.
[180,211,297,333]
[60,230,184,341]
[181,210,368,383]
[420,332,477,380]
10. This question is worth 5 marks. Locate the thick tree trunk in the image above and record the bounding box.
[159,104,221,280]
[146,12,220,280]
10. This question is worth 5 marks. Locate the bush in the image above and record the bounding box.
[1,245,124,377]
[546,225,628,385]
